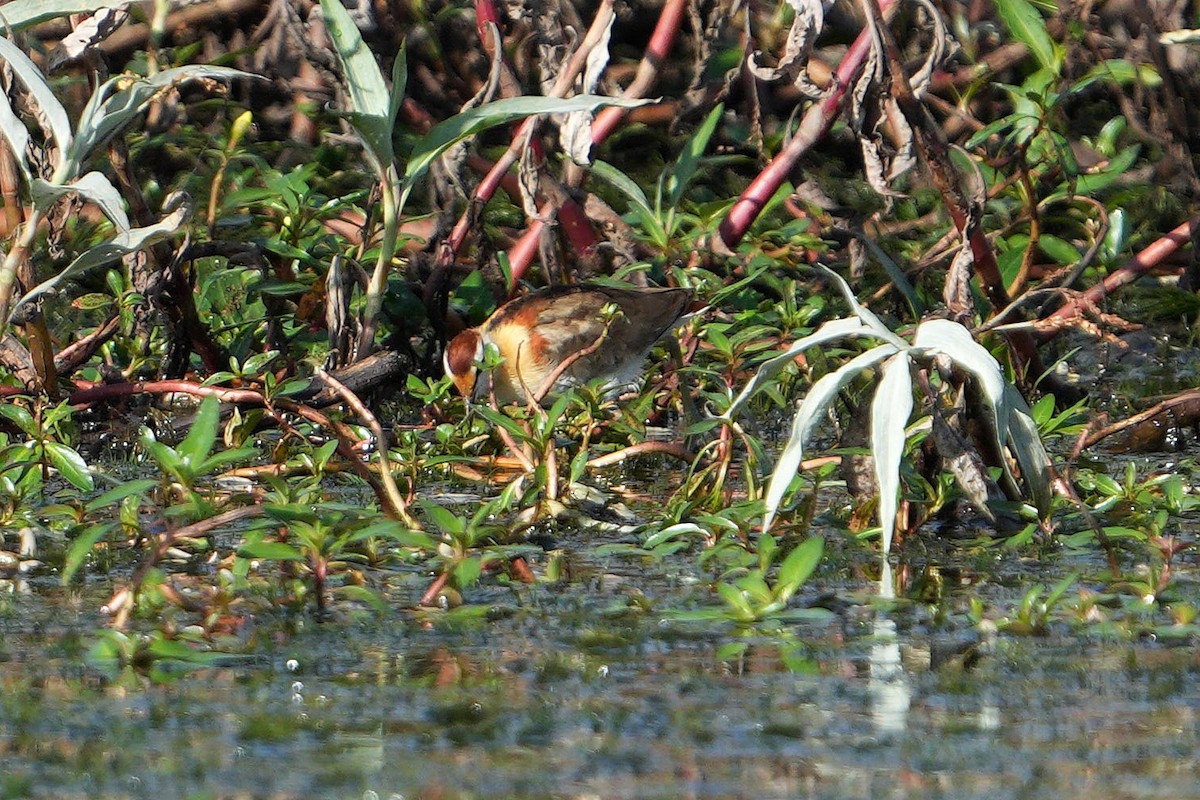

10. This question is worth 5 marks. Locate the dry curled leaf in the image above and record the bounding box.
[747,0,833,99]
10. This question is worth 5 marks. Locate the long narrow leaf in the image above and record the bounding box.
[0,0,129,30]
[591,159,656,223]
[816,263,909,348]
[1003,384,1054,516]
[32,171,129,229]
[0,37,72,166]
[762,345,899,532]
[871,353,913,556]
[667,103,723,207]
[10,198,190,319]
[69,66,254,169]
[0,83,30,181]
[388,42,408,132]
[590,158,667,244]
[403,95,654,191]
[993,0,1058,73]
[912,318,1012,489]
[177,396,219,470]
[320,0,393,169]
[725,316,872,419]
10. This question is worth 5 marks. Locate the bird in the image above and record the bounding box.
[443,283,696,405]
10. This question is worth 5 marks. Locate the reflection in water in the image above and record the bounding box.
[869,562,910,732]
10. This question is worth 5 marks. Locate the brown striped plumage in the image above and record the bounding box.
[443,284,694,405]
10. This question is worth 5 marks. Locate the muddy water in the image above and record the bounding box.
[2,537,1198,800]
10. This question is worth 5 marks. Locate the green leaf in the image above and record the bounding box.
[1037,234,1080,265]
[716,581,754,621]
[44,441,94,490]
[1048,144,1141,201]
[334,584,389,612]
[994,0,1058,74]
[177,396,220,469]
[1069,59,1161,94]
[237,541,306,561]
[453,556,483,588]
[590,159,665,242]
[1003,384,1053,517]
[419,500,466,536]
[774,536,823,604]
[0,403,35,434]
[389,42,408,132]
[85,478,158,513]
[666,102,723,207]
[870,354,913,555]
[62,523,115,584]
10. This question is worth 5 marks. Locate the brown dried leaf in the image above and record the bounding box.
[560,13,614,165]
[747,0,831,99]
[944,228,975,323]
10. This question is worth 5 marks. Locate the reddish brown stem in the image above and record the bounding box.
[1042,219,1194,335]
[714,0,900,250]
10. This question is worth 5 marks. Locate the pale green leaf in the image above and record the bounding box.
[871,354,913,556]
[762,345,899,532]
[10,197,190,319]
[816,264,909,348]
[725,316,872,419]
[69,66,254,170]
[32,171,129,229]
[0,81,30,182]
[0,0,129,30]
[403,95,654,192]
[0,36,71,166]
[320,0,393,169]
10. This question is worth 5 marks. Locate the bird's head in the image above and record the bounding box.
[443,328,484,400]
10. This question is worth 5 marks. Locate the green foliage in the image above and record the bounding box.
[669,536,832,629]
[2,0,1193,669]
[138,396,258,519]
[592,103,728,253]
[0,35,253,326]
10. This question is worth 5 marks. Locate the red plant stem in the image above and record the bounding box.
[714,0,899,250]
[507,0,688,282]
[1042,219,1194,333]
[474,0,501,39]
[589,0,687,144]
[435,0,616,294]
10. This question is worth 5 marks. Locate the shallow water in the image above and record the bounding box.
[3,537,1199,800]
